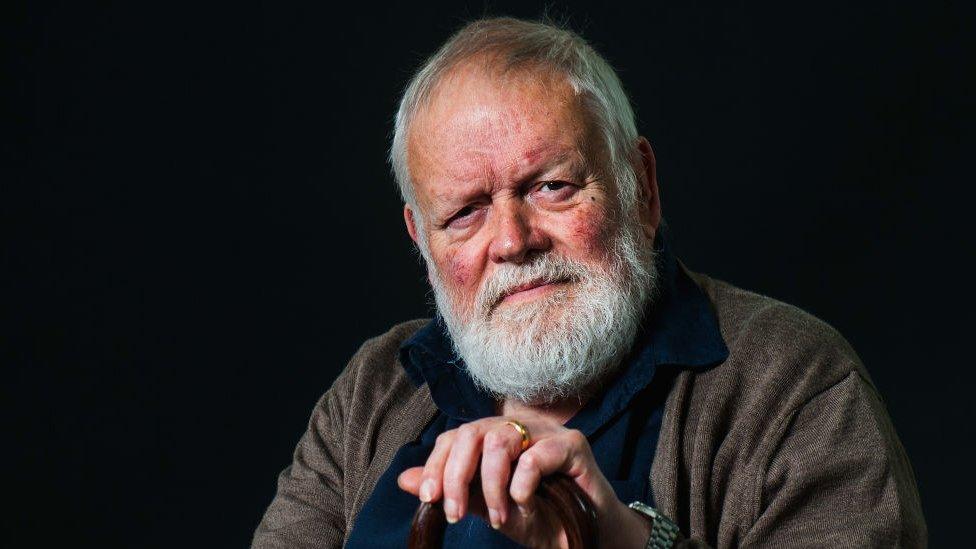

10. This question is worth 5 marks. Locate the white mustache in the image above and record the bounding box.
[475,254,593,316]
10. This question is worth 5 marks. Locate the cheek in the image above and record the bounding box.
[441,249,475,290]
[566,207,613,258]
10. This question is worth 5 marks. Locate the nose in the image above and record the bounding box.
[487,201,550,264]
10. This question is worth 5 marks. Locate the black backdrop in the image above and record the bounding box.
[4,1,972,547]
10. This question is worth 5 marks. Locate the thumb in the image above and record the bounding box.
[397,466,424,495]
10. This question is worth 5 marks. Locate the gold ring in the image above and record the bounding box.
[504,419,531,451]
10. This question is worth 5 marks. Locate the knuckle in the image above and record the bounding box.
[565,429,587,447]
[435,431,454,446]
[421,462,441,480]
[481,477,502,499]
[479,455,498,474]
[456,423,478,439]
[481,456,506,479]
[483,430,507,451]
[443,456,463,477]
[442,474,463,494]
[510,483,531,503]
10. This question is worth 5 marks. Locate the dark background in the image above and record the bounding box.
[4,1,972,546]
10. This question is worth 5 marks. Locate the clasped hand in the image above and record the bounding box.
[397,414,651,548]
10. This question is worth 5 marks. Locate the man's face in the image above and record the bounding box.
[407,65,618,321]
[404,63,658,403]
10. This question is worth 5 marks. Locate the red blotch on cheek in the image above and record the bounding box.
[442,250,472,288]
[568,207,612,257]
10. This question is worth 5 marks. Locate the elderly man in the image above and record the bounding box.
[253,17,925,548]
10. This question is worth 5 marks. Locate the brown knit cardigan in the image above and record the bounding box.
[252,268,927,548]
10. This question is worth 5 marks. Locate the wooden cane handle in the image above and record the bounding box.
[407,474,598,549]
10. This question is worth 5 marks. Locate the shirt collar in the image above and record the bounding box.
[398,222,729,429]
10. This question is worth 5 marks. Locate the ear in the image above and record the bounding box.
[404,204,420,244]
[405,205,436,285]
[635,136,662,239]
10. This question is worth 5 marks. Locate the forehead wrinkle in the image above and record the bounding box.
[425,132,572,191]
[456,143,577,194]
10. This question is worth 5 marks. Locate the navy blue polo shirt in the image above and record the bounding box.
[346,225,728,548]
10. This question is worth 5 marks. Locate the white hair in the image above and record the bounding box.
[389,17,642,223]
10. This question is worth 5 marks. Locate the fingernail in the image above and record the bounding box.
[488,508,500,529]
[419,479,435,502]
[444,498,458,523]
[517,504,530,518]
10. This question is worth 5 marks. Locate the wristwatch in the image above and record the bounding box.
[627,501,681,549]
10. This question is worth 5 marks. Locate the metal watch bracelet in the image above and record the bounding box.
[627,501,680,549]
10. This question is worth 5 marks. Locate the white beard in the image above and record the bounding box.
[424,218,658,404]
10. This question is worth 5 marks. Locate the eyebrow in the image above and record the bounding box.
[436,150,582,207]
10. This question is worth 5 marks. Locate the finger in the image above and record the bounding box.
[442,422,486,522]
[459,480,545,547]
[420,430,456,503]
[397,466,424,495]
[479,423,523,528]
[510,430,590,508]
[464,483,552,547]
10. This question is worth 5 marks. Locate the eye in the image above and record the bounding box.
[541,181,569,192]
[444,205,482,229]
[535,181,578,202]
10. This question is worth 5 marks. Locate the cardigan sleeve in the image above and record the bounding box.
[739,370,927,547]
[251,388,347,549]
